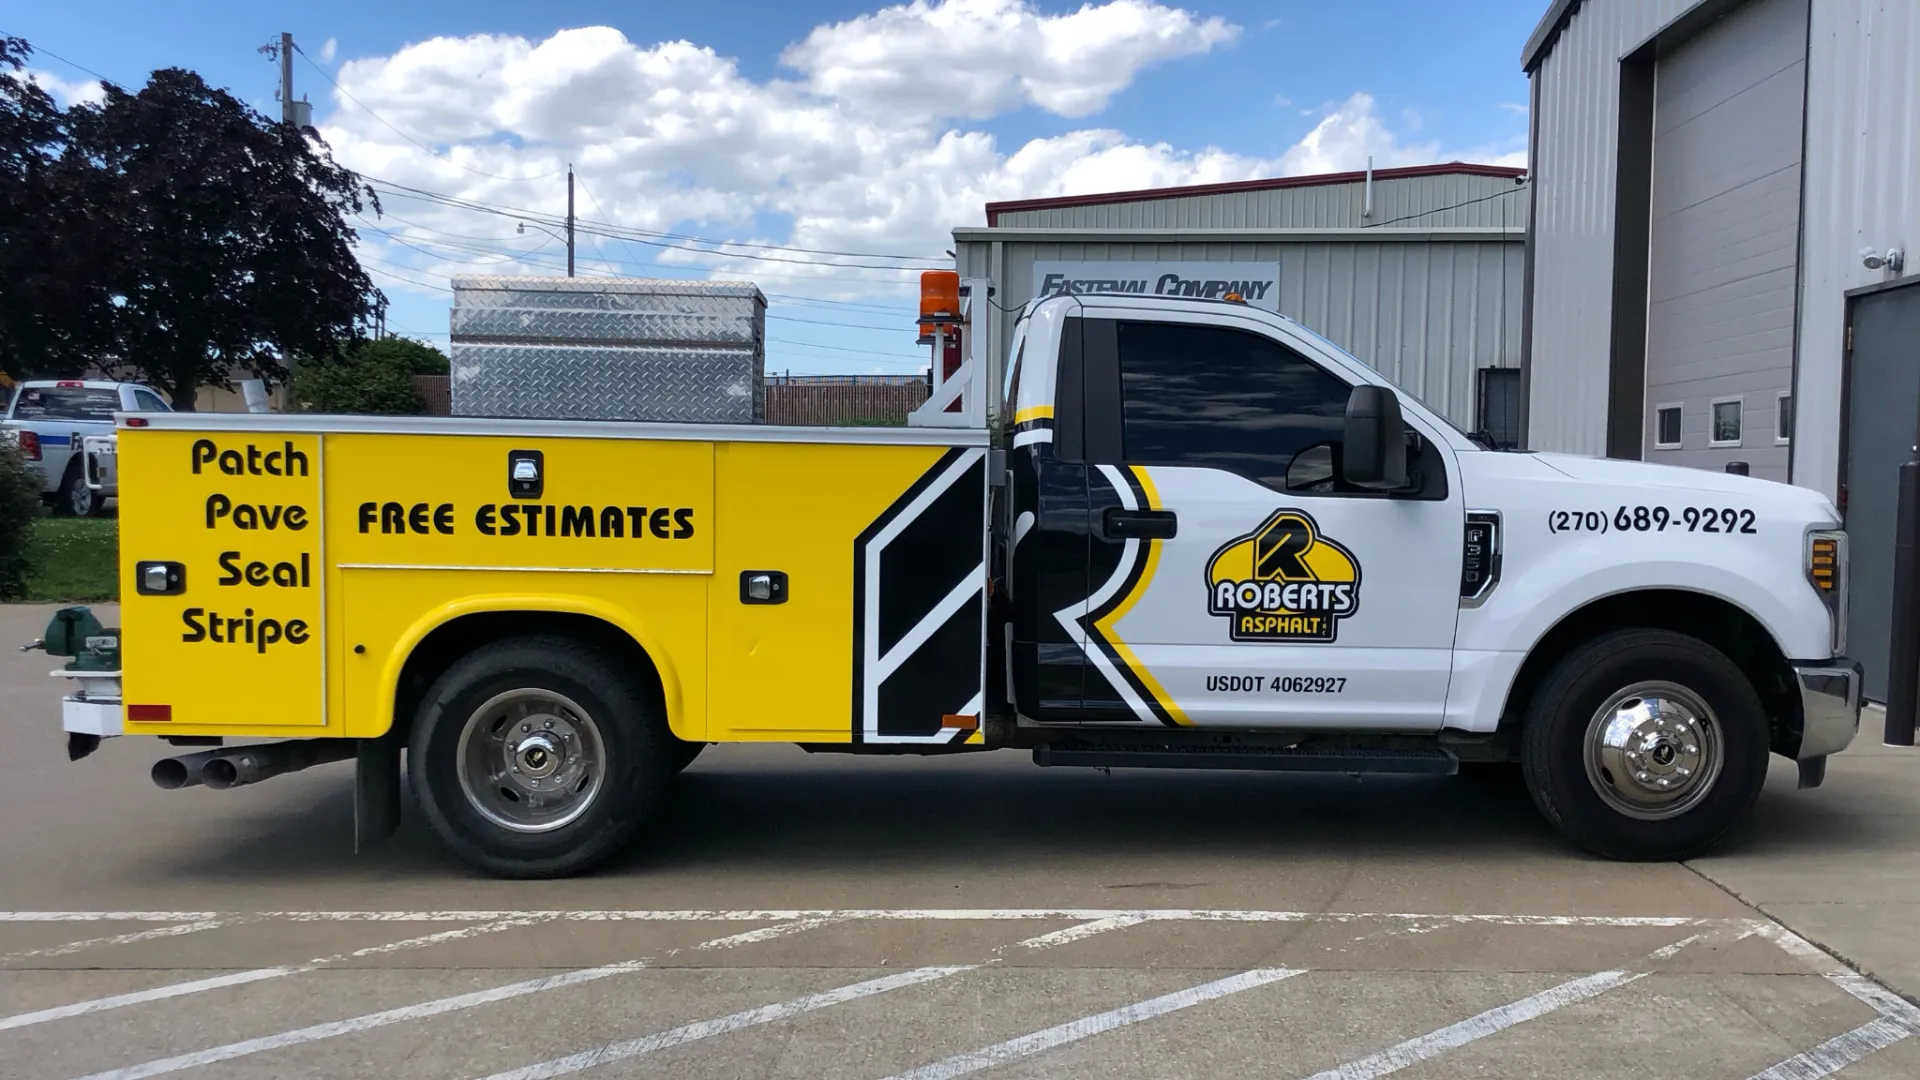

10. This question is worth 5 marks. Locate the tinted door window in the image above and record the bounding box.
[1117,322,1350,489]
[133,389,171,412]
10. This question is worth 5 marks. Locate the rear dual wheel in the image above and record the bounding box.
[410,636,671,878]
[1521,629,1769,861]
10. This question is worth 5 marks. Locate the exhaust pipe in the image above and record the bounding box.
[151,748,229,790]
[200,739,356,791]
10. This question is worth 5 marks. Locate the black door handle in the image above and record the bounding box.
[1103,507,1178,540]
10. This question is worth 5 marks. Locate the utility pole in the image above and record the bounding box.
[280,32,295,125]
[566,164,576,278]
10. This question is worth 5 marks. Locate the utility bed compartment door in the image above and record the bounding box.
[118,429,327,731]
[709,441,988,744]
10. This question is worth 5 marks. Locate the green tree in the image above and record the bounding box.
[62,66,382,407]
[0,38,116,380]
[291,336,448,415]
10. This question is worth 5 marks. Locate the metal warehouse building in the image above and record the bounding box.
[952,163,1531,438]
[1520,0,1920,696]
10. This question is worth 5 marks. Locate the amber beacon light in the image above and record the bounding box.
[918,270,961,344]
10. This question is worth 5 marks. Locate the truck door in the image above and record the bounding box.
[1076,316,1463,730]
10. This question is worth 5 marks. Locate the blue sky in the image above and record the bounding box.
[7,0,1545,376]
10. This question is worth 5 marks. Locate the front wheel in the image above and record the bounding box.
[409,635,671,878]
[1520,629,1770,861]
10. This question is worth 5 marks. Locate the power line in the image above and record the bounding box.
[768,313,910,333]
[294,44,566,183]
[1364,182,1527,228]
[768,337,928,364]
[363,259,453,293]
[366,178,944,267]
[5,38,114,84]
[573,177,644,274]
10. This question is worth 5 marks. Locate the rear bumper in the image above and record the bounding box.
[1794,657,1862,761]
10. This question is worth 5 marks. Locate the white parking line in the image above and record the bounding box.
[73,960,653,1080]
[1744,1018,1911,1080]
[467,916,1156,1080]
[0,915,551,1033]
[0,918,232,963]
[61,919,842,1080]
[476,966,973,1080]
[1740,972,1920,1079]
[1297,933,1709,1080]
[875,968,1306,1080]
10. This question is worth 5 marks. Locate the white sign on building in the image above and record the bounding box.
[1029,261,1282,311]
[1032,261,1281,312]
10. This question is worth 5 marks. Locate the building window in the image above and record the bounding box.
[1710,397,1744,448]
[1654,404,1683,449]
[1776,391,1792,445]
[1476,367,1523,449]
[1116,321,1349,491]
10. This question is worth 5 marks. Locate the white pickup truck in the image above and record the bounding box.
[2,380,172,516]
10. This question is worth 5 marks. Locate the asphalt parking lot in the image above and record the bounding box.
[5,604,1920,1079]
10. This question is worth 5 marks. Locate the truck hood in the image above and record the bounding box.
[1529,452,1836,511]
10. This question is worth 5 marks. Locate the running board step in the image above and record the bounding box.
[1031,742,1458,775]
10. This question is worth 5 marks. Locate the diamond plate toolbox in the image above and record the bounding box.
[449,276,766,423]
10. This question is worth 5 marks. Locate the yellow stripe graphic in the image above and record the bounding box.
[1012,405,1054,425]
[1092,467,1191,726]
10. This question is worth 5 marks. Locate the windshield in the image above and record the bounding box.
[9,386,120,421]
[1283,318,1494,449]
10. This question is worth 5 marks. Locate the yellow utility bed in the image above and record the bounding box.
[115,414,990,748]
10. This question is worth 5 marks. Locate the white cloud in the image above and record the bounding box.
[319,2,1522,307]
[1498,101,1529,116]
[25,69,104,107]
[782,0,1237,121]
[319,37,339,63]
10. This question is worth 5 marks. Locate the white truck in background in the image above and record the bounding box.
[2,380,173,516]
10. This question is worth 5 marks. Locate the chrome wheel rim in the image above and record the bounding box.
[70,480,92,516]
[1582,681,1723,821]
[456,688,606,833]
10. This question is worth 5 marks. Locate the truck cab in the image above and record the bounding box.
[991,293,1858,860]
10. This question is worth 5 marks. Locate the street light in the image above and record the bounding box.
[517,221,574,277]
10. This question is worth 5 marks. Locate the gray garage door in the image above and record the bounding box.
[1642,0,1808,480]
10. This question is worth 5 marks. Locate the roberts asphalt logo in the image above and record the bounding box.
[1205,509,1361,643]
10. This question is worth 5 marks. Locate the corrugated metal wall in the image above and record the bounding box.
[1528,0,1920,498]
[957,235,1524,429]
[1525,0,1701,458]
[993,174,1530,231]
[1794,0,1920,497]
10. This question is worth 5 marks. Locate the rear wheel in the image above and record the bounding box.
[58,462,106,517]
[409,635,670,878]
[1520,629,1769,861]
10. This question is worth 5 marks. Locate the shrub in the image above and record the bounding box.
[0,440,40,599]
[289,336,448,415]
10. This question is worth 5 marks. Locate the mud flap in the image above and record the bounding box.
[355,734,402,852]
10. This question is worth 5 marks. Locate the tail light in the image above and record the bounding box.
[1806,530,1848,655]
[17,430,39,460]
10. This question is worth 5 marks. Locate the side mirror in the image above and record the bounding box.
[1342,385,1408,490]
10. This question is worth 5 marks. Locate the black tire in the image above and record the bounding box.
[1521,629,1770,861]
[669,740,706,774]
[58,462,104,517]
[408,635,670,878]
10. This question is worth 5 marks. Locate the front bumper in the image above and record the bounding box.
[1794,657,1862,763]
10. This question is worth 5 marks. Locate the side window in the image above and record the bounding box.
[1116,321,1350,491]
[133,389,171,412]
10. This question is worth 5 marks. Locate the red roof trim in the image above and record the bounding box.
[983,162,1527,226]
